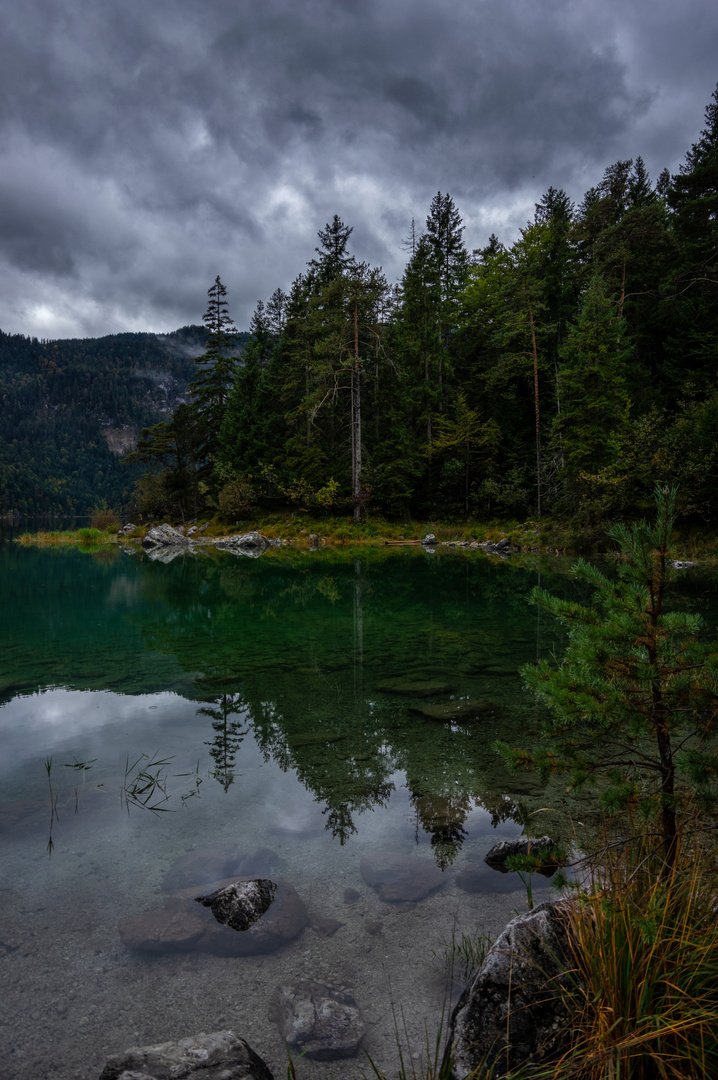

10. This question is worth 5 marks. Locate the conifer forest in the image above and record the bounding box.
[3,85,718,527]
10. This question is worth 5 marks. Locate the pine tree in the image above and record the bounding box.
[497,487,718,870]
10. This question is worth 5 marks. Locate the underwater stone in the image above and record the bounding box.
[162,845,278,892]
[409,700,497,722]
[117,905,207,954]
[273,981,365,1060]
[376,678,455,697]
[287,732,347,748]
[197,878,306,956]
[99,1029,274,1079]
[360,851,445,902]
[195,879,276,932]
[309,914,345,937]
[119,878,307,957]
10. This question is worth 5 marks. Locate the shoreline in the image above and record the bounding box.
[11,517,718,564]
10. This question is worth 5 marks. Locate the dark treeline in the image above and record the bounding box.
[40,86,718,526]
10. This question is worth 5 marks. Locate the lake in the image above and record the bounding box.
[0,539,711,1078]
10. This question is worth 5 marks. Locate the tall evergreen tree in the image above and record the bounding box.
[190,276,239,478]
[552,274,632,518]
[309,215,357,285]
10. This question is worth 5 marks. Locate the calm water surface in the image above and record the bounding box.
[1,540,713,1079]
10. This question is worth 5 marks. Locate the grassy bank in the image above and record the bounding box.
[14,512,718,561]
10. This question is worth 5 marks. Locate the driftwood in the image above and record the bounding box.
[383,540,423,546]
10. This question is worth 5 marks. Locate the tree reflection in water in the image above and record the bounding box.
[197,692,249,792]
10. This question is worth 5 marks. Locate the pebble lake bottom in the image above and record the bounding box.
[0,693,552,1080]
[6,542,710,1078]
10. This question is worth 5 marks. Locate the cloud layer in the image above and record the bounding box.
[0,0,716,337]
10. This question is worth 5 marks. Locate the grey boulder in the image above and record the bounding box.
[215,531,269,556]
[142,523,189,549]
[195,878,277,932]
[273,981,365,1060]
[99,1030,273,1080]
[484,836,559,872]
[444,901,575,1079]
[118,877,306,956]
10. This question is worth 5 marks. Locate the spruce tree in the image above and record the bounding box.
[190,276,239,476]
[552,273,632,517]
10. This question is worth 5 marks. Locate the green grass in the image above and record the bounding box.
[545,821,718,1080]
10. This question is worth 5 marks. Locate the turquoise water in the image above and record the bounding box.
[0,541,710,1078]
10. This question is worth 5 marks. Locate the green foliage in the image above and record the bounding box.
[497,487,718,863]
[217,475,257,521]
[90,503,120,531]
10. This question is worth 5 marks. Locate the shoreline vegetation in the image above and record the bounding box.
[12,512,718,564]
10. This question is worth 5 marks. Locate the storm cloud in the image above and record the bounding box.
[0,0,716,337]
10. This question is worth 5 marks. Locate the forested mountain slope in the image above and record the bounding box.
[0,326,217,515]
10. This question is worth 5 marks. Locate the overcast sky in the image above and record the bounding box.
[0,0,716,340]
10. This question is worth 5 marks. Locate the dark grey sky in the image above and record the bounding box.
[1,0,716,338]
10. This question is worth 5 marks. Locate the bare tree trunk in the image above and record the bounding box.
[529,308,542,519]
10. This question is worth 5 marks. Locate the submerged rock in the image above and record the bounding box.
[309,914,345,937]
[409,700,497,722]
[195,879,277,933]
[117,904,208,954]
[444,902,575,1079]
[142,523,189,549]
[118,877,306,956]
[273,981,365,1060]
[162,845,278,893]
[98,1030,274,1080]
[377,678,455,697]
[360,851,445,902]
[287,732,348,748]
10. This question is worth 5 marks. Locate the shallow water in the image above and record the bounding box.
[1,541,712,1079]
